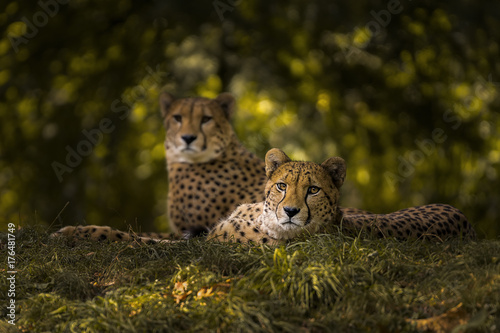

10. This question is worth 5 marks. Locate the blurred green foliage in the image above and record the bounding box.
[1,0,499,237]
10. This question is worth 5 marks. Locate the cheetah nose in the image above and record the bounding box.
[181,135,197,145]
[283,206,300,218]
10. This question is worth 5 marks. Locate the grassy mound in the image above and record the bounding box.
[1,226,499,332]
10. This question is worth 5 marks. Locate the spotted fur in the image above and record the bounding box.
[340,204,476,240]
[208,149,476,244]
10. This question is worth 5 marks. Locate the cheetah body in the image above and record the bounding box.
[208,149,476,244]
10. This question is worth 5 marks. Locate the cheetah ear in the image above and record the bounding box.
[265,148,291,178]
[321,157,346,189]
[215,93,235,119]
[159,92,175,118]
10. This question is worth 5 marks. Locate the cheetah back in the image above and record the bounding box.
[341,204,476,240]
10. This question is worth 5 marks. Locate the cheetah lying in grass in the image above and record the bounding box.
[207,149,476,245]
[53,149,476,244]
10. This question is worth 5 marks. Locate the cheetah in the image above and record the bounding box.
[54,93,266,241]
[159,92,267,235]
[53,93,366,241]
[208,148,476,245]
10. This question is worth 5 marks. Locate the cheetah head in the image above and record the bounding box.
[260,148,346,240]
[159,92,236,164]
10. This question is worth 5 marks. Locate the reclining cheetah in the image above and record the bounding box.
[54,93,366,241]
[208,149,476,245]
[159,92,267,235]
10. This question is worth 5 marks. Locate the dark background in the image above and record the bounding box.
[1,0,499,237]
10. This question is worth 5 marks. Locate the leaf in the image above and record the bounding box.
[172,281,192,304]
[196,287,214,298]
[174,281,188,293]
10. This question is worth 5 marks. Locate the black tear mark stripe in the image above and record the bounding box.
[304,169,314,224]
[200,104,208,150]
[275,187,286,217]
[304,189,311,225]
[199,104,207,132]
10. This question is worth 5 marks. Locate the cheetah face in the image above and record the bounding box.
[159,93,236,164]
[260,149,346,240]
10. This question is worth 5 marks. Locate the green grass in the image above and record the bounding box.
[1,226,499,332]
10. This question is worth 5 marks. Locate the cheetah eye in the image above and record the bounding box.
[276,183,287,191]
[201,116,212,124]
[308,186,320,195]
[173,115,182,123]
